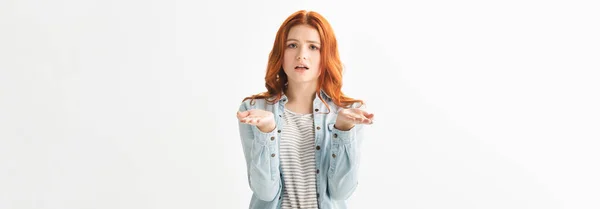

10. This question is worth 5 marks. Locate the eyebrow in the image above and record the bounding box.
[286,38,321,45]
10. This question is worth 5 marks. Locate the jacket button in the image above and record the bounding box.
[315,108,319,112]
[317,193,320,198]
[279,196,281,200]
[316,146,321,150]
[270,136,275,141]
[277,130,281,133]
[316,169,319,174]
[316,126,320,130]
[271,153,276,157]
[279,115,282,117]
[333,133,338,138]
[332,154,336,158]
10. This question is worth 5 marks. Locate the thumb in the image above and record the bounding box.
[237,111,250,118]
[359,109,371,115]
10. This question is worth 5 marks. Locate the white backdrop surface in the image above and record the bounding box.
[1,0,599,208]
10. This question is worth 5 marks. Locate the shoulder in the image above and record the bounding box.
[238,96,272,111]
[324,101,365,115]
[339,101,366,110]
[351,101,366,109]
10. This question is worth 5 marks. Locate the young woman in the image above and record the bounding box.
[236,10,374,209]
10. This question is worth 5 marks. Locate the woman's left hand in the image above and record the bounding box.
[334,108,374,130]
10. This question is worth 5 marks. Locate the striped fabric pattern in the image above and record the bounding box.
[280,107,319,209]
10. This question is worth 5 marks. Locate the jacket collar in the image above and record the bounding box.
[319,89,332,101]
[277,89,332,104]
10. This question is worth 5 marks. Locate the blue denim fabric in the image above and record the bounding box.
[237,90,366,209]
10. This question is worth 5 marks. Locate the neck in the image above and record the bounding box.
[285,81,318,104]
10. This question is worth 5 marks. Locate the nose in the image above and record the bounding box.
[296,47,308,60]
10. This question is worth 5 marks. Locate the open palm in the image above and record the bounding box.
[337,108,374,125]
[237,109,276,129]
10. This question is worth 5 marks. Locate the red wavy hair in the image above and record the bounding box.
[243,10,363,112]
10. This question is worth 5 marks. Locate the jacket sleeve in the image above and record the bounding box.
[237,101,281,201]
[327,102,368,200]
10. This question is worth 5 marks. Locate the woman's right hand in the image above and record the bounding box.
[237,109,276,133]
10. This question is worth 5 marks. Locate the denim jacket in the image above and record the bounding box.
[237,89,366,209]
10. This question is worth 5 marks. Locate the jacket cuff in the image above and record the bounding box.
[328,123,356,145]
[252,125,279,146]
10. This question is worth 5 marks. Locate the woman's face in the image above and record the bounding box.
[282,24,321,86]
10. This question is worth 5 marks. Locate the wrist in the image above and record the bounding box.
[334,122,354,131]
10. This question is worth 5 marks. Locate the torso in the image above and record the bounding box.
[284,101,313,115]
[280,107,319,208]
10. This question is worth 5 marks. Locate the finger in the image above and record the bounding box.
[356,117,370,125]
[361,118,369,124]
[241,117,253,124]
[238,111,250,118]
[243,117,253,124]
[361,111,372,117]
[350,116,360,123]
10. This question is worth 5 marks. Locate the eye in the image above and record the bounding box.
[287,43,297,48]
[310,45,320,50]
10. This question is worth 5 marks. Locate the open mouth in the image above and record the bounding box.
[295,65,309,70]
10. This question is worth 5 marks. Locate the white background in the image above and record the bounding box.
[1,0,599,208]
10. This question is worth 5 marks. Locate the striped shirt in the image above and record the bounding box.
[280,107,319,209]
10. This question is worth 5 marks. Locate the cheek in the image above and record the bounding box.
[312,64,321,76]
[312,56,321,71]
[283,52,295,66]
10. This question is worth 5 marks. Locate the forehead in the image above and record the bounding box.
[287,24,320,42]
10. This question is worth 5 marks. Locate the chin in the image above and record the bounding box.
[290,79,318,84]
